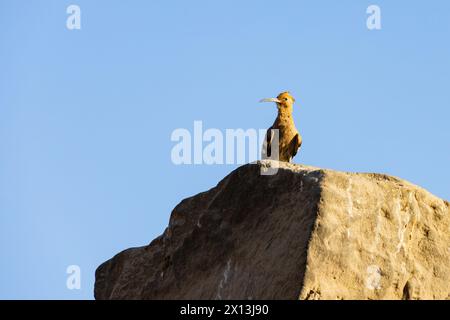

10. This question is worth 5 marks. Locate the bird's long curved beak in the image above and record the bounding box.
[259,98,281,103]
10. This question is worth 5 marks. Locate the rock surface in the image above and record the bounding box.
[95,161,450,300]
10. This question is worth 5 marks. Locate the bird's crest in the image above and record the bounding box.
[277,91,295,103]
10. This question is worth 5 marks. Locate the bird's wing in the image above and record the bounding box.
[290,133,302,159]
[262,127,273,159]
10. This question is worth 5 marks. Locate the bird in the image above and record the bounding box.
[260,91,302,163]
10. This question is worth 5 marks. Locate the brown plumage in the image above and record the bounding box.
[260,91,302,162]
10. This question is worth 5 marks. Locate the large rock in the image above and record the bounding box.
[95,161,450,300]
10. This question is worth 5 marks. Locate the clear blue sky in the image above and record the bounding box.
[1,0,449,299]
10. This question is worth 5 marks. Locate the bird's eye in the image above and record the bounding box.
[284,98,288,101]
